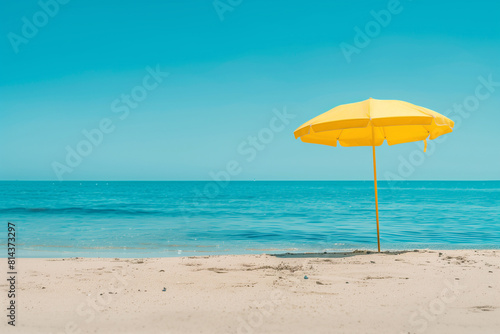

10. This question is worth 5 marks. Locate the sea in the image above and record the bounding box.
[1,181,499,258]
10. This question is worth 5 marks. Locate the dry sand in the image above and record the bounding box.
[2,250,499,334]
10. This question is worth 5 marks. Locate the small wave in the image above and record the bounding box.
[0,207,168,215]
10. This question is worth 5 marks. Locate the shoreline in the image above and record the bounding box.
[3,249,499,333]
[8,246,500,259]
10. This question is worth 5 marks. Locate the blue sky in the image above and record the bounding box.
[1,0,499,180]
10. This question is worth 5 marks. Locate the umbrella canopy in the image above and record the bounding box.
[294,98,453,149]
[294,98,454,251]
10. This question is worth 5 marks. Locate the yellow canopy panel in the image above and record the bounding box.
[294,98,454,147]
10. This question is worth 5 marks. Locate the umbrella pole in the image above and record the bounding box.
[372,127,381,252]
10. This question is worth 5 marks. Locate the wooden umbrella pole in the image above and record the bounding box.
[372,126,381,252]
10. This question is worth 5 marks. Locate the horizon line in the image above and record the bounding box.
[1,180,499,182]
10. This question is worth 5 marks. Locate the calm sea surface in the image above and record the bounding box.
[1,181,499,257]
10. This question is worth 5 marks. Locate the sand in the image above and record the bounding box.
[2,250,499,334]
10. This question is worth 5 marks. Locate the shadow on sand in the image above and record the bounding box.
[271,250,415,259]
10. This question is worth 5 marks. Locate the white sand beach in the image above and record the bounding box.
[3,250,500,334]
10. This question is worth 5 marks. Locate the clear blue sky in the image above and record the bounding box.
[1,0,499,181]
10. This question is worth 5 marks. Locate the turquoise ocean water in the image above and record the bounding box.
[1,181,499,257]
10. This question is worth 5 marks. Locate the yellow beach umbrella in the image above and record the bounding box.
[294,98,454,252]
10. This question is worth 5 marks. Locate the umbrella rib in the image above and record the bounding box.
[381,126,387,140]
[336,129,344,144]
[395,100,435,118]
